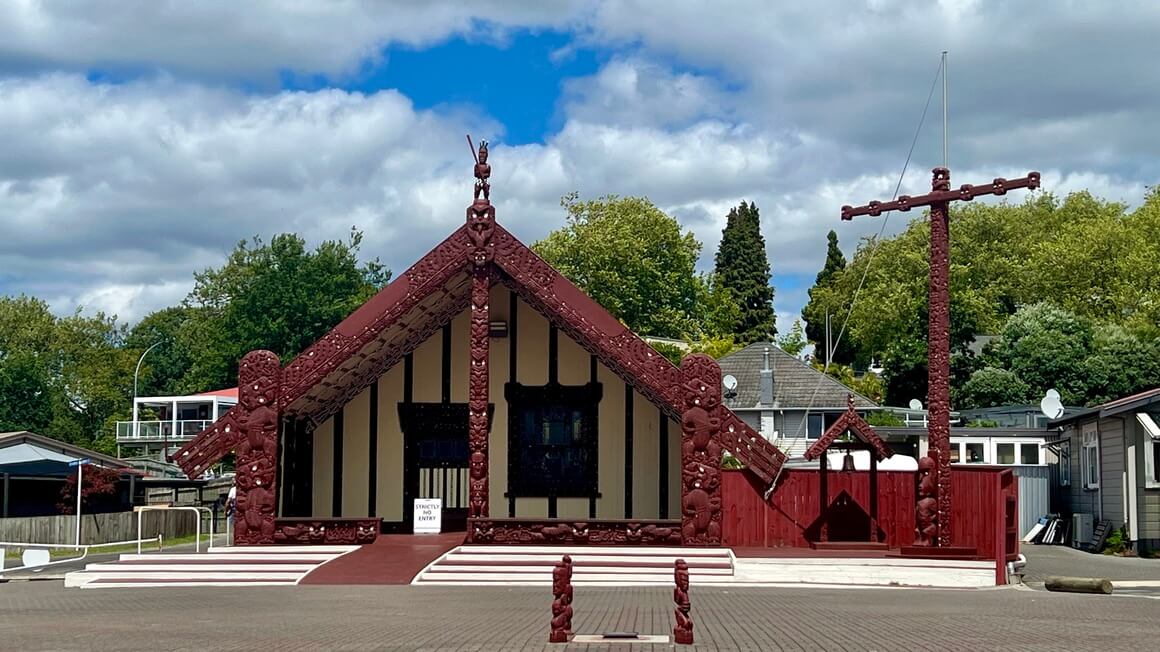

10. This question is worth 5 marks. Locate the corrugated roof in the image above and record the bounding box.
[717,343,878,410]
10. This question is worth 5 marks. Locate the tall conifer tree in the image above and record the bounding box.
[802,230,855,364]
[713,201,776,343]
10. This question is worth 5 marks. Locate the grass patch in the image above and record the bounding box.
[3,533,214,560]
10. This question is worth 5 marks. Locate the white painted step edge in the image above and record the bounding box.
[65,572,306,581]
[422,565,733,574]
[84,564,317,572]
[206,545,358,554]
[118,553,338,562]
[79,580,299,589]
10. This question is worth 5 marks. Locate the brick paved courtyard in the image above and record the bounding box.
[2,582,1158,651]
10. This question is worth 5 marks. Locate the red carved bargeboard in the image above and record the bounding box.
[272,518,380,545]
[466,518,683,546]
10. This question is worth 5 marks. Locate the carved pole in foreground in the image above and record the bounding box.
[549,555,574,643]
[673,559,693,644]
[842,168,1039,547]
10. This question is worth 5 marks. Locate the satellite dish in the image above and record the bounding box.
[1040,390,1064,419]
[908,399,923,411]
[722,375,738,391]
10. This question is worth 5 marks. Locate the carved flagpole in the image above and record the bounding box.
[466,136,495,518]
[842,168,1039,546]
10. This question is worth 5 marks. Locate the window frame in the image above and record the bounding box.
[1058,439,1071,487]
[805,411,841,441]
[1081,422,1100,490]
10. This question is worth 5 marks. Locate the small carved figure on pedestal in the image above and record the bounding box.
[471,137,491,201]
[915,455,939,546]
[673,559,693,644]
[549,555,574,643]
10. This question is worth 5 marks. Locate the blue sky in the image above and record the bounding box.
[1,2,1156,338]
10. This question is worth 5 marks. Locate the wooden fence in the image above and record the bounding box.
[0,509,208,545]
[721,465,1019,578]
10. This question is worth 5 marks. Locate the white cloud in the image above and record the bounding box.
[2,1,1158,338]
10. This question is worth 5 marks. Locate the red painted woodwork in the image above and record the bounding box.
[673,559,693,645]
[842,168,1040,547]
[549,555,574,643]
[679,354,724,546]
[466,518,682,545]
[721,466,1017,572]
[271,518,379,545]
[466,139,494,518]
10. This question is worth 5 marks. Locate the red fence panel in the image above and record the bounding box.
[723,464,1017,569]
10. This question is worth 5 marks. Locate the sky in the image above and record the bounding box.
[2,1,1157,338]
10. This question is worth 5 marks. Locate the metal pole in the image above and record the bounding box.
[133,341,163,442]
[75,463,83,547]
[942,50,948,169]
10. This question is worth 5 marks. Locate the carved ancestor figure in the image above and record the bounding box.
[473,139,491,201]
[549,555,574,643]
[468,450,488,518]
[679,354,724,545]
[914,455,939,546]
[232,350,281,545]
[673,559,694,645]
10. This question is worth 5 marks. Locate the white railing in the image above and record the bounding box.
[115,420,213,441]
[0,536,163,576]
[135,505,214,554]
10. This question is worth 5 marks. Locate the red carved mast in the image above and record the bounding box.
[842,167,1039,546]
[467,137,495,518]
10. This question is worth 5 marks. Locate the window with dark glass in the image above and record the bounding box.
[506,383,600,497]
[806,412,841,440]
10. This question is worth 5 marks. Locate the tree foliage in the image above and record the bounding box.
[713,201,776,343]
[57,465,123,514]
[180,229,390,391]
[802,230,856,364]
[959,367,1033,410]
[776,319,808,357]
[803,189,1160,406]
[535,193,734,341]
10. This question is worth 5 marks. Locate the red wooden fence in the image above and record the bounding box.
[721,465,1018,577]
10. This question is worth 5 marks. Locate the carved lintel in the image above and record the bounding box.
[272,518,379,545]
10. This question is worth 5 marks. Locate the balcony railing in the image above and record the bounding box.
[115,420,214,442]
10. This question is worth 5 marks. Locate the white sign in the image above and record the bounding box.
[413,498,443,534]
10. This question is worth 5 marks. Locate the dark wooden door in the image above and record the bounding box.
[399,402,491,532]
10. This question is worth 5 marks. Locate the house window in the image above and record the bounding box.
[965,442,986,463]
[1146,434,1160,489]
[1058,439,1071,486]
[949,443,961,463]
[996,443,1016,465]
[1081,423,1099,490]
[505,382,601,498]
[806,412,840,440]
[1020,443,1041,465]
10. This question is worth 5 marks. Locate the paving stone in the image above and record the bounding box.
[1,581,1159,650]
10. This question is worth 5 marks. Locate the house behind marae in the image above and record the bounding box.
[717,343,878,458]
[1050,386,1160,553]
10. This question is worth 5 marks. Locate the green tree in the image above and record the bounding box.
[125,306,198,396]
[994,303,1093,405]
[958,367,1033,409]
[534,193,711,340]
[181,229,390,391]
[777,319,808,357]
[1079,324,1160,405]
[802,230,856,364]
[713,201,776,343]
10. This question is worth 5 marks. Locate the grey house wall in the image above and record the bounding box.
[1100,417,1125,527]
[1065,419,1100,527]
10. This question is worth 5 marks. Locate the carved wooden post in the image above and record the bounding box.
[679,354,723,546]
[673,558,693,644]
[549,555,574,643]
[233,350,282,545]
[466,138,495,519]
[843,168,1039,547]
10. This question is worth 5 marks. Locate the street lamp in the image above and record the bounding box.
[132,341,164,450]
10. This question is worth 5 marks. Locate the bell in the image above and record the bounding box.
[841,451,856,472]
